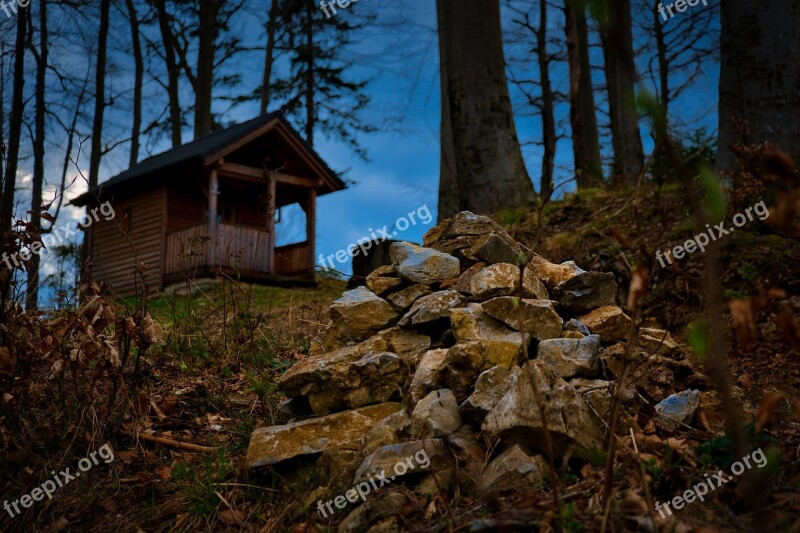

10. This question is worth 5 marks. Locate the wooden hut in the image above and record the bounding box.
[71,112,345,297]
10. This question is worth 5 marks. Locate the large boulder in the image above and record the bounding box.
[326,287,399,343]
[482,297,563,340]
[246,402,403,469]
[390,242,460,285]
[482,360,604,456]
[536,334,602,378]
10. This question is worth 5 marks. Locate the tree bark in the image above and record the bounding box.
[126,0,143,166]
[155,0,182,146]
[716,0,800,175]
[194,0,221,138]
[565,0,602,188]
[304,0,314,146]
[89,0,110,190]
[260,0,280,114]
[26,0,48,310]
[598,0,643,187]
[436,0,535,220]
[538,0,555,200]
[653,0,669,118]
[1,6,27,236]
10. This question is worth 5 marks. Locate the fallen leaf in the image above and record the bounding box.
[155,465,172,479]
[117,450,139,462]
[102,499,118,513]
[756,392,786,433]
[219,508,244,526]
[737,374,755,390]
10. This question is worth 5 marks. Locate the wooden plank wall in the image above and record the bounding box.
[89,186,165,298]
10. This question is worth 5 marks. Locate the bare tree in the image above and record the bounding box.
[153,0,182,146]
[125,0,144,165]
[88,0,110,191]
[565,0,602,188]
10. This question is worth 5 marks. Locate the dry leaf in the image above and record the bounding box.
[737,374,755,389]
[117,450,139,462]
[102,499,118,513]
[154,465,172,479]
[219,509,244,526]
[756,392,786,432]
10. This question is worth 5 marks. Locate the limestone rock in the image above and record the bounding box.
[337,492,408,533]
[482,360,603,456]
[482,297,563,340]
[446,431,486,477]
[354,439,449,483]
[246,402,402,469]
[415,469,456,498]
[522,268,549,299]
[563,331,585,339]
[440,342,486,400]
[450,304,523,356]
[410,348,449,403]
[536,334,602,378]
[578,306,631,343]
[479,445,548,496]
[470,263,521,300]
[423,211,521,259]
[655,389,700,429]
[411,389,462,437]
[552,272,618,313]
[366,265,403,296]
[525,255,584,290]
[570,378,637,433]
[451,262,486,295]
[460,365,522,423]
[563,318,590,335]
[638,328,683,358]
[385,284,432,312]
[466,234,519,265]
[399,290,466,327]
[390,241,460,285]
[327,287,399,343]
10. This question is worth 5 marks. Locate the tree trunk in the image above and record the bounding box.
[260,0,280,114]
[304,0,314,146]
[436,0,535,220]
[538,0,555,200]
[653,0,669,118]
[565,0,602,188]
[155,0,182,146]
[26,0,48,311]
[1,6,26,236]
[598,0,643,187]
[716,0,800,175]
[126,0,143,166]
[194,0,220,138]
[89,0,110,190]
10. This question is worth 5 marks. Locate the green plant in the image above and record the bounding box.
[173,447,235,516]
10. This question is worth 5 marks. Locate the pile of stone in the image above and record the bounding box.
[246,211,709,529]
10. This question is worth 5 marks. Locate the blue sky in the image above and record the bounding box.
[7,0,720,297]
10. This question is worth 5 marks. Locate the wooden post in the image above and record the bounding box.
[208,169,218,267]
[266,176,276,274]
[307,188,316,281]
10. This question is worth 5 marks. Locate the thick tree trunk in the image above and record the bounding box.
[1,6,26,236]
[436,0,535,220]
[717,0,800,175]
[126,0,143,166]
[194,1,220,138]
[565,0,602,189]
[599,0,643,187]
[260,0,280,114]
[538,0,555,200]
[88,0,110,190]
[155,0,182,146]
[304,0,314,146]
[26,0,48,311]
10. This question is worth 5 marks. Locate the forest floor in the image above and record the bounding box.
[1,183,799,532]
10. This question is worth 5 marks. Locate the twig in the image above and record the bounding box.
[130,431,216,453]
